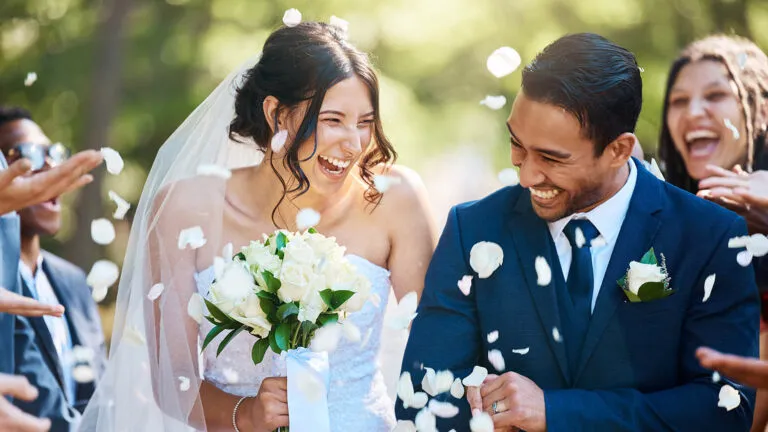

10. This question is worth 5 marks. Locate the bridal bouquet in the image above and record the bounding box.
[200,229,371,432]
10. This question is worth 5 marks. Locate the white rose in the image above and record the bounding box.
[469,242,504,279]
[209,262,257,314]
[626,261,666,295]
[278,261,314,302]
[298,281,329,323]
[344,275,371,313]
[324,261,359,291]
[244,243,282,274]
[305,233,345,261]
[283,237,317,265]
[230,294,271,338]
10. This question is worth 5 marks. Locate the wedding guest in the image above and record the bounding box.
[658,35,768,431]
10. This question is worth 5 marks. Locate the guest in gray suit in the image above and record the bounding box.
[0,108,107,414]
[0,105,103,431]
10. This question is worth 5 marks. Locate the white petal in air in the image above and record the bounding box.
[178,376,191,392]
[196,164,232,180]
[108,190,131,219]
[421,367,454,397]
[100,147,124,175]
[497,168,520,186]
[187,293,206,324]
[392,421,417,432]
[415,408,437,432]
[486,330,499,344]
[488,349,505,372]
[486,47,522,78]
[535,256,552,286]
[329,16,349,37]
[86,260,120,293]
[462,366,488,387]
[71,346,95,363]
[397,372,428,409]
[649,158,665,181]
[72,365,95,383]
[574,227,586,248]
[223,368,239,384]
[270,129,288,153]
[178,226,207,250]
[747,234,768,257]
[737,250,753,267]
[147,283,165,302]
[91,286,108,303]
[469,242,504,279]
[718,384,741,411]
[296,208,321,230]
[373,174,402,193]
[311,323,342,353]
[724,118,741,140]
[512,347,530,355]
[591,236,607,248]
[712,371,721,383]
[479,95,507,110]
[428,400,459,418]
[553,326,563,342]
[703,274,716,303]
[282,8,302,27]
[457,275,473,296]
[91,218,116,245]
[24,72,37,87]
[386,291,418,330]
[729,235,750,249]
[470,411,494,432]
[450,378,464,398]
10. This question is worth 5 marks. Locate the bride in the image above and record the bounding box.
[80,21,436,431]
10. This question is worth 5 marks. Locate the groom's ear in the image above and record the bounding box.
[604,132,637,168]
[263,96,286,134]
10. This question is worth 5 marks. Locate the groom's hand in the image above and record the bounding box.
[481,372,546,432]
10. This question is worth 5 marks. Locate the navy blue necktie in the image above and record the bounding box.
[562,219,599,370]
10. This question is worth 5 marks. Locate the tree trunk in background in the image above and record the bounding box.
[63,0,133,271]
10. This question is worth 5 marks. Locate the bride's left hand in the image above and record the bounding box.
[698,165,768,234]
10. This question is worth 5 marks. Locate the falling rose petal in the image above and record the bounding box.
[296,208,321,230]
[91,218,116,245]
[223,368,239,384]
[124,326,146,346]
[392,420,417,432]
[649,159,665,181]
[71,346,95,363]
[100,147,124,175]
[535,256,552,286]
[512,347,530,355]
[728,235,750,249]
[187,293,206,324]
[553,326,563,343]
[329,16,349,37]
[450,377,464,399]
[107,190,131,219]
[72,365,95,383]
[196,164,232,180]
[270,129,288,153]
[747,234,768,257]
[147,283,165,301]
[457,275,473,296]
[486,330,499,344]
[703,274,716,303]
[178,226,207,250]
[428,400,460,418]
[497,168,519,186]
[86,260,120,292]
[712,371,721,383]
[718,384,741,411]
[397,372,428,409]
[178,376,191,392]
[724,118,741,140]
[574,227,586,248]
[296,368,324,402]
[737,250,753,267]
[488,349,505,372]
[282,8,302,27]
[479,95,507,110]
[92,286,108,303]
[462,366,488,387]
[591,236,607,248]
[422,368,454,397]
[385,291,418,330]
[341,321,361,343]
[24,72,37,87]
[311,323,342,352]
[469,411,494,432]
[638,66,645,73]
[415,408,437,432]
[373,174,402,193]
[486,47,521,78]
[469,242,504,279]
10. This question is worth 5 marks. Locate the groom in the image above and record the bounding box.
[396,33,759,431]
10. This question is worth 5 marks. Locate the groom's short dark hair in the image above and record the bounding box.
[521,33,642,156]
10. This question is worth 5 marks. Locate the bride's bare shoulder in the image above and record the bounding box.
[369,164,431,215]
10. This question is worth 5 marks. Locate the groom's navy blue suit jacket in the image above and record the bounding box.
[397,161,759,431]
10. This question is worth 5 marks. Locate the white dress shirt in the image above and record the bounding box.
[548,158,638,312]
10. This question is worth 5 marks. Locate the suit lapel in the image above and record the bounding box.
[574,166,664,382]
[507,192,571,383]
[19,278,67,390]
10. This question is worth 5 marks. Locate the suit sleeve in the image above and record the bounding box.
[395,206,482,428]
[544,216,759,431]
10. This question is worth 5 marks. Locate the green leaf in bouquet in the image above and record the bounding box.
[308,227,318,234]
[203,299,232,325]
[319,289,356,310]
[277,302,300,320]
[319,289,335,309]
[217,325,246,357]
[201,325,228,352]
[261,271,281,293]
[234,252,246,262]
[251,338,270,365]
[276,232,288,259]
[258,296,278,323]
[275,322,291,351]
[299,320,319,347]
[268,330,282,355]
[204,315,220,326]
[637,281,674,301]
[640,248,658,265]
[317,312,338,327]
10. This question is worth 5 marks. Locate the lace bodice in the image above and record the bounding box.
[194,255,396,431]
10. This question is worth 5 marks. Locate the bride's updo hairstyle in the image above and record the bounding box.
[229,22,395,222]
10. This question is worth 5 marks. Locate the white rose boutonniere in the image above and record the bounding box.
[618,247,674,302]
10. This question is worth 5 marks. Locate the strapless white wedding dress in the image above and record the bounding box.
[194,255,396,431]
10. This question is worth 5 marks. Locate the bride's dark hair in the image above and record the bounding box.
[229,22,396,225]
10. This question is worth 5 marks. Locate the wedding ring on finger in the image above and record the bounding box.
[492,400,506,414]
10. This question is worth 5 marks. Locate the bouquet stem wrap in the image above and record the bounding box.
[286,348,330,432]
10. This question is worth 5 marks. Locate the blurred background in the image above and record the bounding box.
[0,0,766,341]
